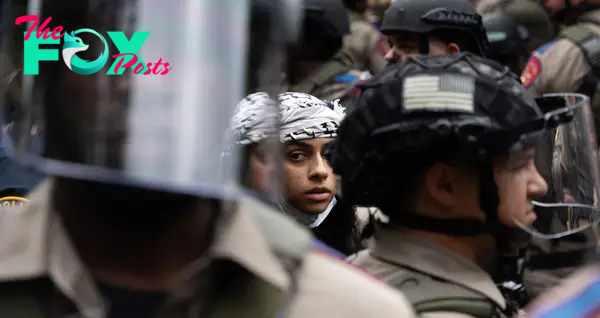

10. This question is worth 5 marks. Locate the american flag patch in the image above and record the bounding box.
[403,74,475,112]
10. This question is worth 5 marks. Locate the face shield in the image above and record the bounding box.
[507,94,600,239]
[0,0,300,199]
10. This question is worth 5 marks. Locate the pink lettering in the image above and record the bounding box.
[133,62,145,74]
[15,15,64,40]
[112,53,138,73]
[143,62,153,75]
[50,26,63,40]
[160,63,173,75]
[15,15,38,40]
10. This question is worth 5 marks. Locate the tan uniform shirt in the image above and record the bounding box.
[343,11,388,75]
[348,230,507,318]
[521,10,600,95]
[0,179,418,318]
[284,52,371,105]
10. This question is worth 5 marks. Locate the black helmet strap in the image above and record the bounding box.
[419,35,430,55]
[389,159,509,241]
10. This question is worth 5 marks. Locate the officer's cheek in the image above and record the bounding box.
[492,169,532,227]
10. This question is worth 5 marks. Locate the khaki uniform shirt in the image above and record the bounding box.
[284,52,371,105]
[343,11,387,75]
[0,179,417,318]
[348,230,506,318]
[521,10,600,95]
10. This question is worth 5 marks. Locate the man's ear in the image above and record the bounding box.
[445,43,461,54]
[424,163,456,206]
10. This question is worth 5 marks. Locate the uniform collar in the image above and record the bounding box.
[0,178,290,316]
[370,229,506,309]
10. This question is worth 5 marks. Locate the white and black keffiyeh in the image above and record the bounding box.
[230,92,346,145]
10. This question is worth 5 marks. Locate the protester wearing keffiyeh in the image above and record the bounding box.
[230,92,345,228]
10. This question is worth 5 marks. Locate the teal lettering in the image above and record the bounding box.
[106,31,150,75]
[23,31,59,75]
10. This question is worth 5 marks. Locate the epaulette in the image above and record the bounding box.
[534,39,559,56]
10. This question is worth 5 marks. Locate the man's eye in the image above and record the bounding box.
[289,151,308,161]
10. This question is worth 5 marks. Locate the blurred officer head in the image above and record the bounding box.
[477,0,556,53]
[328,53,598,243]
[343,0,368,13]
[287,0,350,84]
[483,11,530,73]
[380,0,489,63]
[543,0,600,25]
[2,0,300,219]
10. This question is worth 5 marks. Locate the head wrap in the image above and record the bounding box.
[230,92,346,145]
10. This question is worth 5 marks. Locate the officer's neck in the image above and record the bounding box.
[52,177,218,291]
[403,228,497,270]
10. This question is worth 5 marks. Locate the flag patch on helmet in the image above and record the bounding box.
[521,56,541,89]
[403,74,474,112]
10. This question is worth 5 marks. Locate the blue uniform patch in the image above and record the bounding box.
[311,239,345,260]
[535,40,559,55]
[333,73,359,84]
[530,274,600,318]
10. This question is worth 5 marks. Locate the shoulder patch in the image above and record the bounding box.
[334,73,360,84]
[311,240,345,260]
[535,40,559,55]
[521,56,542,89]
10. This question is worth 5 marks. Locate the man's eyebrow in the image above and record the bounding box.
[285,140,313,148]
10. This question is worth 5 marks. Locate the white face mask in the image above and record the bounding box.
[284,196,337,228]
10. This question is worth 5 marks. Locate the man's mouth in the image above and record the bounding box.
[305,187,331,202]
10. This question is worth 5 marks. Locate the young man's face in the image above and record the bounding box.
[282,138,336,215]
[384,32,459,63]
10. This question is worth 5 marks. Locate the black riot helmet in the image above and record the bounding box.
[483,11,529,73]
[380,0,489,56]
[304,0,350,40]
[294,0,351,61]
[327,53,596,239]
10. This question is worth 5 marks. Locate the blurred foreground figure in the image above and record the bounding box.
[0,0,418,317]
[329,53,597,316]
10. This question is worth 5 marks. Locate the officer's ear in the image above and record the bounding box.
[424,162,473,207]
[445,43,461,54]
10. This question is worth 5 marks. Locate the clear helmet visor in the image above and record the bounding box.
[511,94,600,239]
[0,0,297,198]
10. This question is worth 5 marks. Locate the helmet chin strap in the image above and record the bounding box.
[419,35,430,55]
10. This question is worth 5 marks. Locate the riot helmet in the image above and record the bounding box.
[0,0,301,201]
[327,52,600,240]
[380,0,489,57]
[290,0,350,63]
[483,11,529,73]
[477,0,555,53]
